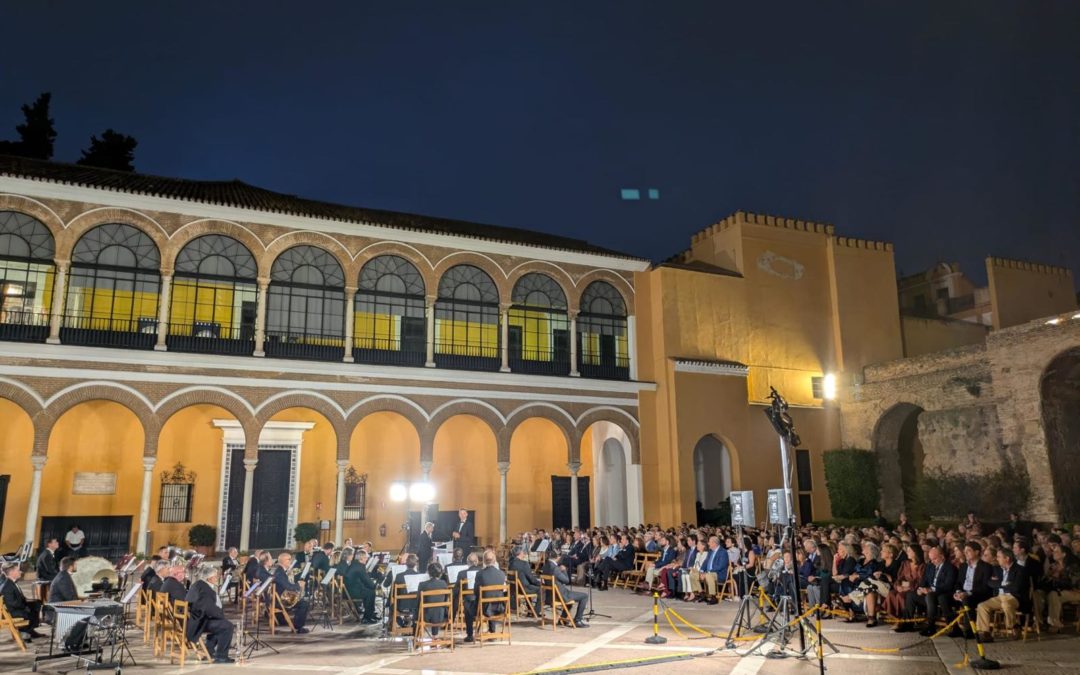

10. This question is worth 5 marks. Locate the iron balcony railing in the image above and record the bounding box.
[166,321,255,356]
[577,353,631,380]
[434,339,501,372]
[0,310,50,343]
[509,348,571,376]
[264,329,345,362]
[352,336,426,367]
[59,314,158,350]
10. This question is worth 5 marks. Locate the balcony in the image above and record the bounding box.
[166,321,255,356]
[59,315,157,350]
[509,349,571,376]
[353,336,426,367]
[264,330,345,362]
[0,310,49,343]
[578,355,630,381]
[434,341,501,372]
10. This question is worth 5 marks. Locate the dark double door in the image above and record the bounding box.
[39,516,131,560]
[551,475,591,530]
[225,447,292,550]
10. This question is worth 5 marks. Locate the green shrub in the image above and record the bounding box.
[823,449,880,519]
[294,522,319,544]
[188,524,216,548]
[915,463,1030,521]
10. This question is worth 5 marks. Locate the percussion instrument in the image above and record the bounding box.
[47,599,123,650]
[70,556,118,595]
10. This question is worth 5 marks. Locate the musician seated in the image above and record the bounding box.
[451,552,482,617]
[162,564,188,606]
[48,557,80,603]
[222,547,240,576]
[242,549,265,584]
[464,550,509,642]
[417,561,449,635]
[295,539,317,566]
[146,560,169,595]
[0,563,45,642]
[140,547,170,589]
[542,549,589,627]
[509,545,541,596]
[345,549,379,624]
[392,554,425,625]
[256,552,274,584]
[311,542,333,579]
[273,552,309,633]
[186,565,235,664]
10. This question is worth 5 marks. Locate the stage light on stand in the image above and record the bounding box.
[409,481,435,503]
[389,482,408,502]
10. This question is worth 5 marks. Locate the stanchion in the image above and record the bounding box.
[644,592,667,644]
[964,607,1000,670]
[814,605,825,675]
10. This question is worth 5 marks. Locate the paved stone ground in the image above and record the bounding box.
[1,588,1077,674]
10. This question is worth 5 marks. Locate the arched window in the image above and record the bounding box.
[509,273,570,375]
[354,255,426,366]
[63,223,161,348]
[168,234,259,354]
[265,245,345,361]
[577,280,629,380]
[434,264,500,370]
[0,211,55,342]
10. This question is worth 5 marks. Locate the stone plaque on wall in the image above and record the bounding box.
[73,472,117,495]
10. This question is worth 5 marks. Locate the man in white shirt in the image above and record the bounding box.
[64,525,87,558]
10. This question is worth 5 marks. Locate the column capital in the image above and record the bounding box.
[243,458,259,471]
[160,271,174,280]
[499,302,512,313]
[31,455,47,470]
[344,286,358,296]
[567,461,582,476]
[55,259,71,271]
[336,459,350,471]
[420,460,433,474]
[567,309,579,320]
[497,461,510,475]
[142,456,156,471]
[426,295,437,306]
[258,277,271,288]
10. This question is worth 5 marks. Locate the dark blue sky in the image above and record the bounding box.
[3,2,1078,285]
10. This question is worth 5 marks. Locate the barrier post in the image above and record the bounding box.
[645,592,667,644]
[964,607,1000,669]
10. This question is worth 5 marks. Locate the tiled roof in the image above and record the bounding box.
[0,154,645,261]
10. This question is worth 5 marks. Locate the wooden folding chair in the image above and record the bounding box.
[415,588,454,652]
[453,579,472,631]
[334,576,362,622]
[716,564,738,602]
[540,574,576,630]
[153,592,174,656]
[167,600,212,666]
[0,597,29,652]
[507,571,540,620]
[135,586,151,629]
[268,587,297,635]
[476,584,512,646]
[389,583,417,636]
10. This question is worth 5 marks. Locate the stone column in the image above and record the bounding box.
[500,304,511,373]
[627,314,638,381]
[47,261,68,344]
[136,456,156,554]
[421,460,433,483]
[569,311,580,377]
[23,456,46,547]
[498,462,510,543]
[253,278,269,357]
[335,460,349,545]
[425,298,436,368]
[343,287,356,363]
[154,274,173,351]
[239,458,258,551]
[568,461,582,529]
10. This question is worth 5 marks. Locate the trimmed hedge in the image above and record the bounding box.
[294,522,319,544]
[915,463,1030,521]
[823,449,880,519]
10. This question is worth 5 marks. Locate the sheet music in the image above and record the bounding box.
[387,563,406,580]
[466,570,478,589]
[121,556,137,572]
[404,573,430,593]
[366,556,378,572]
[244,580,263,598]
[321,568,337,585]
[447,564,468,582]
[300,562,311,579]
[536,539,550,552]
[436,552,453,566]
[219,573,232,595]
[120,581,142,604]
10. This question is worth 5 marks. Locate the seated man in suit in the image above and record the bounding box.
[950,541,993,637]
[162,564,188,606]
[417,561,450,635]
[595,534,636,589]
[146,560,169,595]
[242,549,265,584]
[255,552,274,585]
[392,553,425,626]
[643,534,677,590]
[464,550,508,642]
[542,549,589,628]
[140,547,170,589]
[35,538,60,584]
[48,557,80,603]
[345,550,379,624]
[689,536,729,604]
[800,539,831,610]
[295,539,316,566]
[509,545,542,596]
[976,548,1030,641]
[273,552,309,633]
[186,565,235,664]
[916,546,957,636]
[0,563,45,642]
[311,543,333,579]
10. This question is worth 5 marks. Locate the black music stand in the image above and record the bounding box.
[241,577,278,660]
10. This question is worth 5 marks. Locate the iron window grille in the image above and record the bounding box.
[509,273,570,375]
[158,463,197,524]
[265,245,345,360]
[434,264,500,369]
[577,280,629,379]
[169,235,259,354]
[354,255,426,365]
[343,467,367,521]
[0,211,55,342]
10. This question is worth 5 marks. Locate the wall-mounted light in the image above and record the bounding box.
[389,480,435,503]
[822,373,838,400]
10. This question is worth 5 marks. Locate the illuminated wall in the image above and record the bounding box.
[0,399,33,551]
[346,412,422,550]
[431,415,498,546]
[506,418,593,534]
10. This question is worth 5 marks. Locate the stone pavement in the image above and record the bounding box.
[1,589,1077,674]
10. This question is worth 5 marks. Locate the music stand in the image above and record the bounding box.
[241,577,278,659]
[310,569,335,631]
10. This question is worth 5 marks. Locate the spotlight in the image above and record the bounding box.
[409,481,435,503]
[389,482,408,502]
[1046,318,1061,325]
[822,373,837,400]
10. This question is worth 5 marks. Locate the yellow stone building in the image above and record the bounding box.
[1,155,1077,557]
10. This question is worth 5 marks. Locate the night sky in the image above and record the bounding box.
[3,2,1078,286]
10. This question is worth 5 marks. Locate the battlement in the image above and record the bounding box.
[833,236,894,252]
[987,256,1073,277]
[690,210,836,245]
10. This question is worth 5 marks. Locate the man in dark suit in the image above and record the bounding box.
[642,534,677,591]
[221,547,240,576]
[510,546,542,595]
[595,534,635,589]
[464,550,507,642]
[273,553,309,633]
[916,546,957,636]
[417,561,450,635]
[311,543,333,579]
[186,566,235,664]
[145,560,169,595]
[542,550,589,627]
[418,522,436,572]
[48,557,80,603]
[345,550,378,624]
[255,552,274,584]
[392,553,425,624]
[950,541,993,637]
[162,565,188,606]
[243,549,265,584]
[451,552,482,618]
[141,547,170,589]
[35,539,60,583]
[452,508,475,552]
[976,548,1029,641]
[1,563,44,641]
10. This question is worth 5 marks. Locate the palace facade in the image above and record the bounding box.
[1,155,1077,557]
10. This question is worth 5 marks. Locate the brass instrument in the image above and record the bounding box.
[276,562,304,609]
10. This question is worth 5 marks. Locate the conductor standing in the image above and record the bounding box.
[451,508,474,552]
